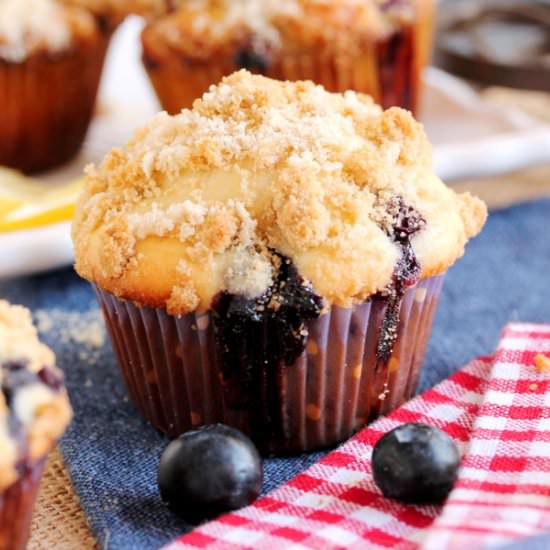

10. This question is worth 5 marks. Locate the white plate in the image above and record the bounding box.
[422,68,550,181]
[0,222,73,279]
[3,18,550,280]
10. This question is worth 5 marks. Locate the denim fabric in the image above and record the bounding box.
[1,199,550,550]
[502,534,550,550]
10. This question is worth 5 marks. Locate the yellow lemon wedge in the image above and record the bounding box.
[0,168,84,233]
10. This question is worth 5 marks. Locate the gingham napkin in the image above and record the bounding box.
[164,323,550,550]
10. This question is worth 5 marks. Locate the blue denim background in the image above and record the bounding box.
[1,199,550,550]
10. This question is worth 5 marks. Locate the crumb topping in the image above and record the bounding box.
[73,71,487,315]
[0,301,54,372]
[0,0,96,62]
[62,0,171,19]
[535,354,550,374]
[143,0,416,59]
[0,301,72,490]
[224,248,274,298]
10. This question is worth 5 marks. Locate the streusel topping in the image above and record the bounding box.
[0,301,72,490]
[144,0,416,58]
[0,302,54,372]
[73,71,486,315]
[62,0,172,18]
[0,0,96,62]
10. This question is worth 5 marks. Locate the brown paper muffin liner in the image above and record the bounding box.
[0,459,46,550]
[95,275,444,455]
[142,1,434,114]
[142,50,237,115]
[0,31,111,174]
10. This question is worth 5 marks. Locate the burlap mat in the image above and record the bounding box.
[29,449,97,550]
[26,87,550,549]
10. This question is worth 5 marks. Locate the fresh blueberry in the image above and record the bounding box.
[37,366,63,391]
[234,49,269,72]
[158,424,263,521]
[372,423,460,504]
[2,360,27,372]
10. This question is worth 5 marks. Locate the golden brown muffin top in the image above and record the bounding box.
[73,71,486,315]
[62,0,173,19]
[0,0,97,62]
[142,0,417,60]
[0,301,72,490]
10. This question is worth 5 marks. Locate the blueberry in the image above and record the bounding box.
[1,362,37,406]
[158,424,263,521]
[234,49,269,73]
[372,423,460,504]
[37,366,63,391]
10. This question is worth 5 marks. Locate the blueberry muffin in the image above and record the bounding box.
[0,0,113,173]
[0,301,72,550]
[141,0,435,114]
[73,71,486,454]
[62,0,176,28]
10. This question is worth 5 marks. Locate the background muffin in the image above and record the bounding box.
[73,71,486,454]
[0,301,72,550]
[62,0,175,28]
[141,0,435,115]
[0,0,112,173]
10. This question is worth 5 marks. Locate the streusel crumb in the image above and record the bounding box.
[73,70,487,314]
[0,0,96,62]
[0,301,55,372]
[62,0,171,19]
[143,0,416,59]
[535,354,550,374]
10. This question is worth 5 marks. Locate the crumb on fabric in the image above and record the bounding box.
[534,354,550,374]
[35,309,106,367]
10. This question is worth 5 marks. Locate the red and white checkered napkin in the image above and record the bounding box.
[164,323,550,550]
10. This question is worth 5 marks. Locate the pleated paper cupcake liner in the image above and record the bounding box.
[268,27,418,112]
[0,459,46,550]
[141,44,237,115]
[96,275,444,455]
[0,32,111,174]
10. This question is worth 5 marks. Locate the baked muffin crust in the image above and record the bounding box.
[73,70,486,315]
[0,301,72,490]
[0,0,97,63]
[62,0,173,19]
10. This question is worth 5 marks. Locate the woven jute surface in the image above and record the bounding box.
[25,87,550,549]
[28,449,97,550]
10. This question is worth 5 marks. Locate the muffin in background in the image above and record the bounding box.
[141,0,435,114]
[0,0,112,174]
[0,301,72,550]
[73,71,486,454]
[62,0,175,29]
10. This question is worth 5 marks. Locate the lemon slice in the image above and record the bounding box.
[0,168,84,233]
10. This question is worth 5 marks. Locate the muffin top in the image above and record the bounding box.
[142,0,418,59]
[73,71,486,315]
[0,0,97,62]
[0,301,72,490]
[62,0,173,20]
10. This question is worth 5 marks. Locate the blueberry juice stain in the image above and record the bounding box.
[211,254,323,451]
[371,196,425,417]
